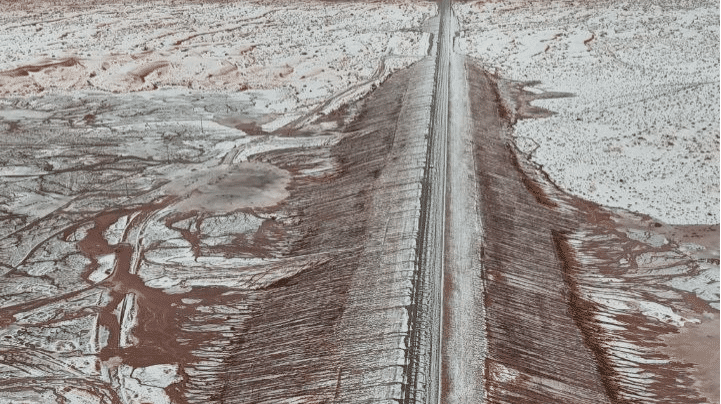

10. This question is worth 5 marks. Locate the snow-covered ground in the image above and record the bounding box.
[0,1,717,402]
[0,0,434,115]
[456,0,720,225]
[0,2,437,403]
[4,0,715,225]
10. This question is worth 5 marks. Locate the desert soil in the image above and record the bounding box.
[0,0,717,403]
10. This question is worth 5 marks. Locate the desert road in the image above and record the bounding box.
[401,0,716,402]
[408,0,483,402]
[0,0,717,402]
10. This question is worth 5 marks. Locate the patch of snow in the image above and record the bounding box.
[131,364,182,388]
[87,254,116,284]
[637,300,699,327]
[117,364,173,404]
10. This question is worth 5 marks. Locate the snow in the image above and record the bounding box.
[116,364,174,404]
[0,0,434,118]
[87,254,115,283]
[455,0,719,224]
[131,364,182,388]
[0,0,715,401]
[103,215,129,246]
[637,300,699,327]
[670,261,721,309]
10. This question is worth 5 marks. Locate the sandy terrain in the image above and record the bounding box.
[456,0,719,225]
[0,0,717,403]
[0,0,433,129]
[0,2,437,403]
[453,6,719,399]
